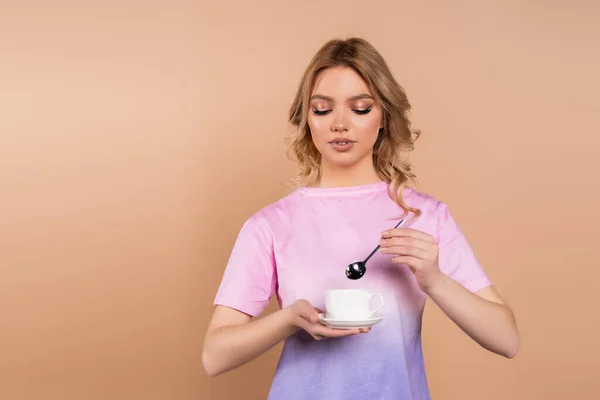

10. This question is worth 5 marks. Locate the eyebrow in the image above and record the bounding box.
[310,94,374,101]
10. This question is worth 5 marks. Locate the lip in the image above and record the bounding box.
[328,137,356,152]
[328,137,356,143]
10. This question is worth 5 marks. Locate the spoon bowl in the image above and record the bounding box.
[345,261,367,279]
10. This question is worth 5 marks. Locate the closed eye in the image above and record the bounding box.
[312,108,372,116]
[353,107,372,115]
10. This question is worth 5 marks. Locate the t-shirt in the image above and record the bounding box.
[213,181,492,400]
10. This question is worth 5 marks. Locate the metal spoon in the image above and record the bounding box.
[345,218,406,280]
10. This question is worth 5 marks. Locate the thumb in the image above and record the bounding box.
[312,308,325,323]
[293,300,321,323]
[309,308,323,324]
[310,310,319,324]
[299,307,320,324]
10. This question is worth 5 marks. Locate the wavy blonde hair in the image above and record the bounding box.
[287,37,421,220]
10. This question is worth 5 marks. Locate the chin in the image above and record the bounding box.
[323,154,365,169]
[331,159,360,168]
[315,143,371,169]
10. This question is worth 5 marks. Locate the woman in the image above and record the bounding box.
[202,37,520,399]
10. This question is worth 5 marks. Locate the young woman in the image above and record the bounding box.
[202,37,520,399]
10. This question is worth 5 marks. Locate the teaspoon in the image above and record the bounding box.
[345,218,406,280]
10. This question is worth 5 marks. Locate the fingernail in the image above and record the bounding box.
[381,231,388,236]
[381,248,388,253]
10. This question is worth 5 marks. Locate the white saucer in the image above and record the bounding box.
[318,312,384,329]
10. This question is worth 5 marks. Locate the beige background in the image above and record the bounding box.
[1,1,599,399]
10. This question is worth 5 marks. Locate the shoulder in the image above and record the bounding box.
[402,187,468,243]
[402,186,450,216]
[237,189,302,234]
[400,187,461,237]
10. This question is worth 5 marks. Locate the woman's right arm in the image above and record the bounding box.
[202,300,367,377]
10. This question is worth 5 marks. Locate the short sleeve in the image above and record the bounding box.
[213,212,277,317]
[435,202,492,293]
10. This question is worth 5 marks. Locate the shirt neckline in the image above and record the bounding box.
[297,180,389,197]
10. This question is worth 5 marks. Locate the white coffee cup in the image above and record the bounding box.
[325,289,384,320]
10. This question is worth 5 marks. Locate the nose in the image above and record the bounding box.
[332,122,348,132]
[331,110,349,132]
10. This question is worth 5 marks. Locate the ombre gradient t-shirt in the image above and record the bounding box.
[214,181,492,400]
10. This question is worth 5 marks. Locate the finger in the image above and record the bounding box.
[381,245,428,259]
[381,228,434,242]
[326,329,362,338]
[315,326,361,337]
[300,310,319,329]
[299,313,318,324]
[298,307,320,324]
[380,236,430,251]
[390,256,421,270]
[300,307,323,324]
[325,328,361,337]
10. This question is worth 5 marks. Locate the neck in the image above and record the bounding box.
[316,159,381,188]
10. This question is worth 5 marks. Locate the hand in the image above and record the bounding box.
[380,227,444,292]
[286,299,370,341]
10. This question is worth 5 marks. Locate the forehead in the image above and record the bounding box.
[311,66,372,99]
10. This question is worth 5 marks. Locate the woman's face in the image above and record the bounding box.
[308,66,383,172]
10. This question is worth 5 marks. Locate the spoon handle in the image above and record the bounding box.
[363,218,406,264]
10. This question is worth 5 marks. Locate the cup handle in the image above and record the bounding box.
[369,293,384,315]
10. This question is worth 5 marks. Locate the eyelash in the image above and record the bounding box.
[312,107,372,116]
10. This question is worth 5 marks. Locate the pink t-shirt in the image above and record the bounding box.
[214,181,492,400]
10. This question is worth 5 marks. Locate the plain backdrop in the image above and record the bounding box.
[1,1,599,399]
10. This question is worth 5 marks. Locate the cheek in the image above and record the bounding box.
[307,116,330,140]
[353,112,381,141]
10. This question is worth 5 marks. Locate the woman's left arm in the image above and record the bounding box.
[380,227,520,358]
[424,275,519,358]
